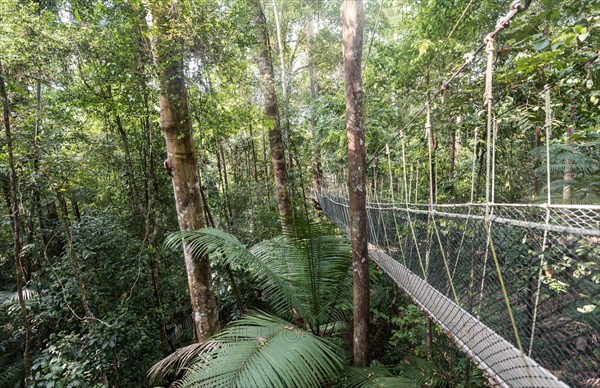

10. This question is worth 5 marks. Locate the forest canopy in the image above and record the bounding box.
[1,0,598,386]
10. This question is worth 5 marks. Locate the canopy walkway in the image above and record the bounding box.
[313,1,599,386]
[316,191,599,387]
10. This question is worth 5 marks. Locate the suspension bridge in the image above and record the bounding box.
[316,191,599,387]
[315,1,599,386]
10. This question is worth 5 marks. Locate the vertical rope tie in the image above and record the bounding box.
[426,100,460,303]
[401,131,427,279]
[386,144,394,203]
[478,37,496,318]
[529,86,553,356]
[386,143,407,267]
[425,101,434,278]
[470,127,478,203]
[426,102,434,208]
[484,36,494,211]
[451,127,479,281]
[483,35,526,361]
[491,117,497,204]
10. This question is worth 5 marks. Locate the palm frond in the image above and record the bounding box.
[0,286,39,307]
[164,228,353,330]
[0,359,24,388]
[180,311,344,388]
[147,342,222,385]
[164,229,306,320]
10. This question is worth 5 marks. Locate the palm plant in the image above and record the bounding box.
[165,226,354,333]
[148,225,417,387]
[0,286,38,388]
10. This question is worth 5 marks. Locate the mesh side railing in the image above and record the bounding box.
[316,192,599,387]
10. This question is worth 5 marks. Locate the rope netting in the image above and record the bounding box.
[314,0,599,386]
[316,190,599,387]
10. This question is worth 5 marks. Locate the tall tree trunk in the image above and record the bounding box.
[342,0,370,368]
[308,17,322,195]
[272,0,287,101]
[1,60,32,385]
[262,128,270,195]
[146,0,219,341]
[271,0,293,174]
[251,0,294,232]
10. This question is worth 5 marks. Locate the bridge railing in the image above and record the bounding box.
[316,191,599,387]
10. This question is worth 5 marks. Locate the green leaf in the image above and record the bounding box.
[338,366,418,387]
[179,312,344,388]
[533,39,549,51]
[578,33,589,42]
[163,227,352,331]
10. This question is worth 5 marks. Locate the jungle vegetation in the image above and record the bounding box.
[1,0,598,386]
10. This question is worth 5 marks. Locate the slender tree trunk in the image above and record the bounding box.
[449,126,456,179]
[425,317,433,360]
[71,194,81,222]
[56,191,94,318]
[308,17,322,195]
[218,142,233,221]
[220,143,230,189]
[107,85,146,219]
[251,0,294,232]
[146,0,219,341]
[201,193,246,315]
[271,0,294,177]
[262,128,270,195]
[249,124,259,183]
[342,0,370,368]
[1,60,32,385]
[563,123,574,203]
[31,81,64,258]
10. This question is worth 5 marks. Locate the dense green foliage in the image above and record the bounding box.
[1,0,597,386]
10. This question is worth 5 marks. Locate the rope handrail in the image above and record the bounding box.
[316,190,596,386]
[367,0,531,166]
[320,192,600,210]
[320,192,600,237]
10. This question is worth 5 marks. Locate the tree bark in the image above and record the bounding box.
[308,17,322,195]
[146,0,219,341]
[1,60,32,385]
[271,0,294,176]
[342,0,370,368]
[250,0,294,232]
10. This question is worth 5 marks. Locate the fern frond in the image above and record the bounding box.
[163,228,352,330]
[147,342,222,385]
[0,359,24,388]
[180,312,344,388]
